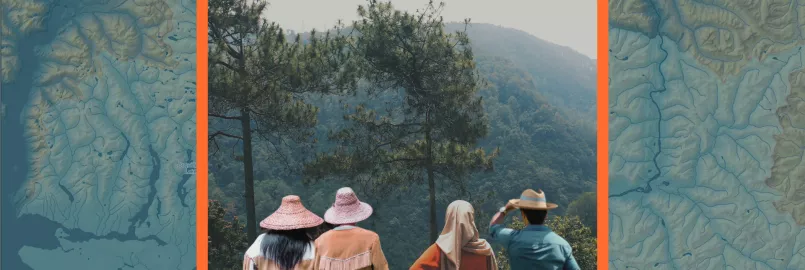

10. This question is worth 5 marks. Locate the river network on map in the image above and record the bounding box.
[609,0,805,269]
[1,0,196,269]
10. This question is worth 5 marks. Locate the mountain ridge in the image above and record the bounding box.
[449,23,597,121]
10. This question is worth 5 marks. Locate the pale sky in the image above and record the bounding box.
[263,0,597,59]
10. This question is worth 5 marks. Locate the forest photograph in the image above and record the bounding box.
[207,0,597,269]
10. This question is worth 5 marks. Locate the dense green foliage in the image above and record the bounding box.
[207,1,597,268]
[566,192,597,232]
[209,200,249,270]
[449,23,597,126]
[303,1,498,243]
[208,0,356,240]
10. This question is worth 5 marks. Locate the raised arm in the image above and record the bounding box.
[489,201,515,227]
[488,201,517,247]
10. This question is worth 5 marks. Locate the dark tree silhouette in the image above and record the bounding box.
[208,0,357,240]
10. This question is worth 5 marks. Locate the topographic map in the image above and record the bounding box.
[1,0,196,268]
[609,0,805,269]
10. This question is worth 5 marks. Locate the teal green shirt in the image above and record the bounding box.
[490,224,580,270]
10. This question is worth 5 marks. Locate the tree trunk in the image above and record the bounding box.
[425,113,437,243]
[241,108,258,241]
[427,162,437,243]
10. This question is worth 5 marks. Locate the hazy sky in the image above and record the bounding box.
[263,0,597,59]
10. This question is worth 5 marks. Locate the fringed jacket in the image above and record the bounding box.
[313,225,389,270]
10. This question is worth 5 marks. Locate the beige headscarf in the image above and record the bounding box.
[435,200,498,270]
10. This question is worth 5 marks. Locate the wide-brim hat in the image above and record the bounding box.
[509,189,558,210]
[324,187,373,225]
[260,195,324,230]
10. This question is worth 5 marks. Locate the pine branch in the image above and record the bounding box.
[209,131,243,140]
[209,113,243,120]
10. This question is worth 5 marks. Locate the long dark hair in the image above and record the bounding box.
[260,229,313,270]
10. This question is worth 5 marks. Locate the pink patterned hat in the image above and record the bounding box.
[260,195,324,230]
[324,187,373,225]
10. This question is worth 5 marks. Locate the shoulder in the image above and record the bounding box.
[245,234,266,258]
[314,230,330,247]
[489,224,518,236]
[490,223,519,231]
[411,244,441,269]
[352,227,381,240]
[426,243,440,253]
[546,232,571,246]
[355,227,378,235]
[315,227,380,244]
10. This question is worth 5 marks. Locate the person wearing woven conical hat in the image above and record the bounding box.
[313,187,389,270]
[410,200,498,270]
[488,189,580,270]
[242,195,323,270]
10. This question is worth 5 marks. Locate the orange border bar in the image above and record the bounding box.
[196,0,209,267]
[596,0,609,269]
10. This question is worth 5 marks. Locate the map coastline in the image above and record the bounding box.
[2,2,69,269]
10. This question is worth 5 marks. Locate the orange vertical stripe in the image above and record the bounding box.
[196,0,209,268]
[596,0,609,269]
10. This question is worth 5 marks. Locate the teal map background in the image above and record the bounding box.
[1,0,197,268]
[609,0,805,269]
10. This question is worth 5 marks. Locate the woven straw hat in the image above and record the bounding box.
[324,187,373,225]
[259,195,324,230]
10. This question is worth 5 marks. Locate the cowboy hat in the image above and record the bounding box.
[508,189,558,210]
[260,195,324,230]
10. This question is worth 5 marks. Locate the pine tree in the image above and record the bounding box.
[208,0,356,240]
[304,0,498,242]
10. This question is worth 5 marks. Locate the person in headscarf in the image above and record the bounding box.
[410,200,497,270]
[313,187,389,270]
[243,195,323,270]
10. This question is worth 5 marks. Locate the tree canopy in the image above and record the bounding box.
[207,1,597,268]
[208,0,357,240]
[303,0,498,243]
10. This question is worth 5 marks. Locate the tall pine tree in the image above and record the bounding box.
[305,0,498,242]
[208,0,356,240]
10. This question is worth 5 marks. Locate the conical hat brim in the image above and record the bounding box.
[260,208,324,230]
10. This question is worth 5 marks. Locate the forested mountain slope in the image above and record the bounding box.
[450,23,597,122]
[209,23,597,268]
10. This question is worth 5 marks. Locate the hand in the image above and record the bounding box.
[505,201,516,211]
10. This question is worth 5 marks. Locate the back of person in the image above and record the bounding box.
[315,187,389,270]
[243,229,318,270]
[314,226,388,270]
[243,195,324,270]
[410,200,497,270]
[488,189,579,270]
[493,225,573,269]
[252,245,316,270]
[410,244,492,270]
[456,250,491,270]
